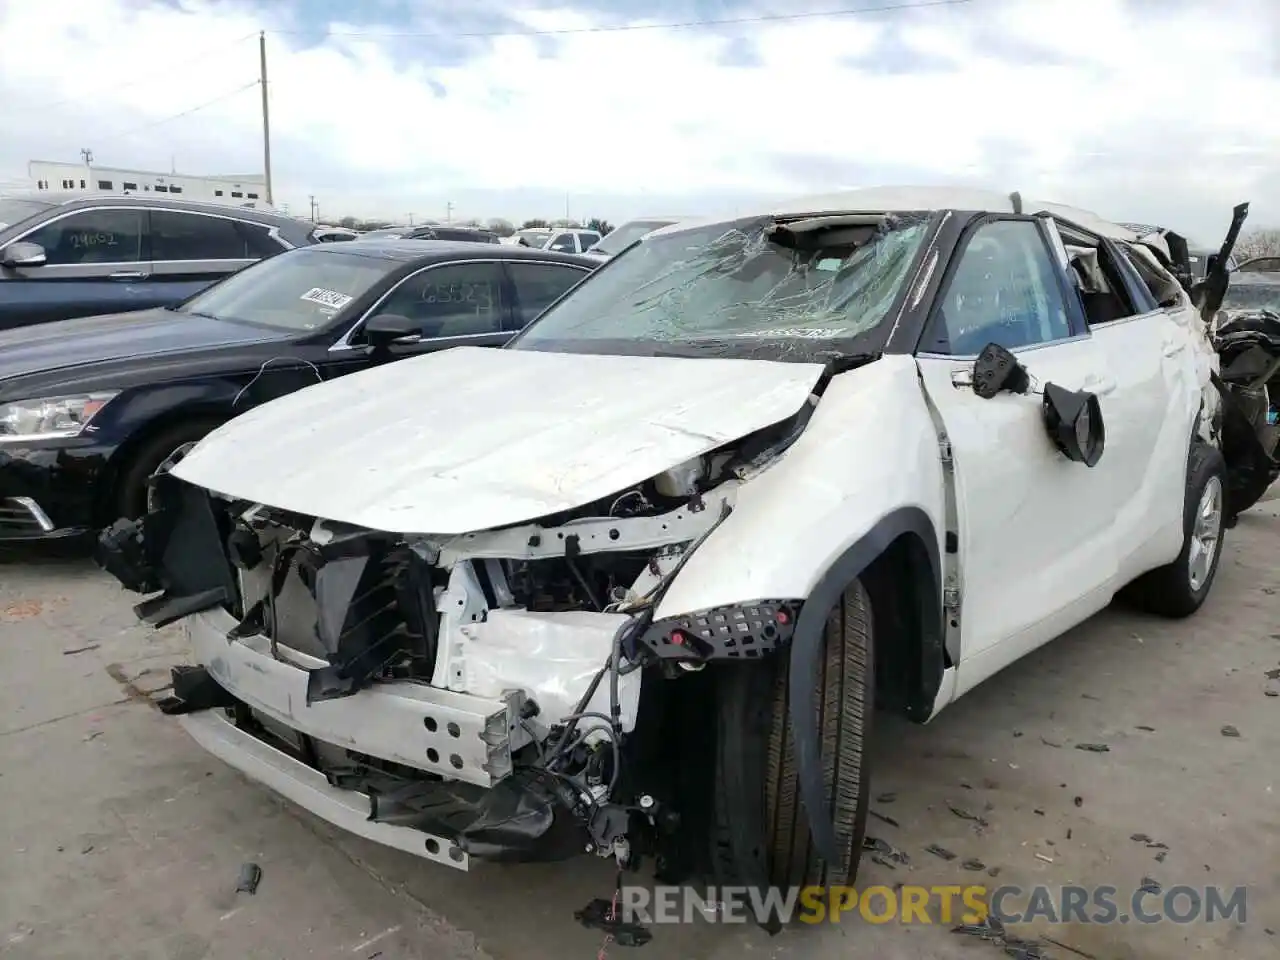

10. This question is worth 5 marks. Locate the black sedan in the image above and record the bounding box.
[0,240,596,542]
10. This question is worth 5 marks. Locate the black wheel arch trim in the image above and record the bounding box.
[786,505,943,867]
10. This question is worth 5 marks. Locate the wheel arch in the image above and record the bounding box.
[95,403,231,525]
[785,506,945,868]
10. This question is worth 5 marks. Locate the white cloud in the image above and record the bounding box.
[1,0,1277,237]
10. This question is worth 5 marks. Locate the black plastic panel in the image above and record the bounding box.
[636,599,802,662]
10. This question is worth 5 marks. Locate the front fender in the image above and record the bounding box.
[653,355,948,871]
[654,355,947,620]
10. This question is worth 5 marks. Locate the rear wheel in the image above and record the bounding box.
[114,420,221,521]
[1125,442,1227,618]
[711,581,874,915]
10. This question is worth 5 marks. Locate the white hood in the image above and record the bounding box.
[173,345,825,535]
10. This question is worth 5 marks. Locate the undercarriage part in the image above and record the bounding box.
[94,517,159,593]
[357,765,595,863]
[156,664,238,715]
[1214,372,1279,520]
[575,896,653,947]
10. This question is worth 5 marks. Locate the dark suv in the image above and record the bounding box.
[0,193,320,331]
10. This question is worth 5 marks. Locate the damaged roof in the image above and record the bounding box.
[648,185,1142,243]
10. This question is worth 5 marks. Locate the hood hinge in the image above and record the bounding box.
[938,433,954,469]
[943,575,961,616]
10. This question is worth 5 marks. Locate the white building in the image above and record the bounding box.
[26,159,271,207]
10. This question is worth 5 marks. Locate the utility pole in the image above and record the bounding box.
[445,201,454,223]
[259,31,274,206]
[309,195,318,222]
[565,192,570,222]
[407,213,414,226]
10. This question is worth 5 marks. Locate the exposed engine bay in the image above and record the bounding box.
[94,400,814,881]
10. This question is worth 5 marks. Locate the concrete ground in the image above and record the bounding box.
[1,496,1277,960]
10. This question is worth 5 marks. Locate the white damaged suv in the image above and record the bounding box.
[96,186,1253,923]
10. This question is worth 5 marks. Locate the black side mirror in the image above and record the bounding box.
[0,241,47,268]
[363,313,421,350]
[1042,382,1106,467]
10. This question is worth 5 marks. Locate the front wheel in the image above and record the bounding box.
[1125,442,1227,618]
[710,581,874,910]
[114,420,221,521]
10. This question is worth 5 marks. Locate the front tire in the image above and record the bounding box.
[710,581,874,910]
[1126,442,1227,618]
[114,420,221,521]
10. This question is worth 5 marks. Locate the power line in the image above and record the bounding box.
[95,81,259,144]
[1,33,257,119]
[271,0,972,40]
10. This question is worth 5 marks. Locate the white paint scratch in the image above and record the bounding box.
[351,926,401,952]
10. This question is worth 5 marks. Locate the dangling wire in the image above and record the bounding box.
[233,357,324,408]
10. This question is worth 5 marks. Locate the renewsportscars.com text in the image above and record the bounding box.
[618,884,1248,925]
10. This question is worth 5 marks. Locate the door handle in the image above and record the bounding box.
[108,271,148,281]
[951,369,974,389]
[1163,339,1186,358]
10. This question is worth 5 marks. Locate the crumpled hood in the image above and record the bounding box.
[173,345,826,534]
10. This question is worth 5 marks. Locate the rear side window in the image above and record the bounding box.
[508,262,588,328]
[365,262,507,338]
[547,233,577,253]
[150,211,282,261]
[22,209,144,264]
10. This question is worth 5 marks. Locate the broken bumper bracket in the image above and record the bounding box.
[633,599,802,664]
[156,664,238,715]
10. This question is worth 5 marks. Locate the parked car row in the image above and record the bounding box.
[505,226,602,253]
[80,188,1280,940]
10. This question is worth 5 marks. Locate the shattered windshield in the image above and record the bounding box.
[508,213,932,359]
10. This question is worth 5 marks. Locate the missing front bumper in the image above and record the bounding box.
[185,606,530,787]
[180,709,473,869]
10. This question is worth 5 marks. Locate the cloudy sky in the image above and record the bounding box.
[1,0,1277,237]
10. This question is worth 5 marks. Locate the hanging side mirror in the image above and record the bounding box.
[969,342,1106,467]
[1042,382,1106,467]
